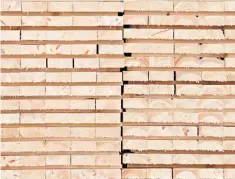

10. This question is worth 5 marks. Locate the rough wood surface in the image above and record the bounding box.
[1,0,235,178]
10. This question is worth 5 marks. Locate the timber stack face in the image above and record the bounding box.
[1,0,235,178]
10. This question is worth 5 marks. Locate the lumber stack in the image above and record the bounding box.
[122,0,235,179]
[1,0,235,178]
[1,0,123,178]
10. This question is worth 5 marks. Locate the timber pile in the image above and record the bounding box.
[1,0,235,178]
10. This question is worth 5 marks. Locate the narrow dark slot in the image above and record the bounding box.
[124,53,132,57]
[96,44,99,54]
[120,67,127,72]
[72,58,75,68]
[218,57,225,61]
[122,29,124,43]
[123,81,128,85]
[173,22,176,97]
[121,63,125,172]
[46,58,48,68]
[174,71,176,95]
[120,124,124,165]
[122,163,127,168]
[120,103,124,123]
[118,12,124,16]
[20,30,22,41]
[197,126,200,145]
[221,27,225,36]
[122,149,134,154]
[95,99,96,112]
[123,25,131,28]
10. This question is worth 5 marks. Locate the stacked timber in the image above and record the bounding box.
[1,0,235,178]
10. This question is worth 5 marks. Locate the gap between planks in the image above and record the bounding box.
[123,122,235,127]
[123,95,235,99]
[1,82,123,86]
[1,95,235,100]
[125,109,235,112]
[1,151,120,156]
[1,96,122,100]
[1,40,124,45]
[0,11,121,16]
[2,151,235,156]
[1,26,123,30]
[126,81,235,85]
[1,68,122,73]
[2,136,235,142]
[123,136,235,140]
[0,54,124,58]
[2,39,235,44]
[124,164,235,169]
[2,81,235,86]
[2,122,235,128]
[2,95,235,100]
[1,124,121,128]
[2,25,235,30]
[1,137,122,142]
[2,11,235,16]
[2,67,235,72]
[1,165,122,170]
[2,109,235,114]
[0,109,122,114]
[2,54,235,58]
[124,11,235,16]
[130,53,235,58]
[123,150,235,155]
[123,25,235,29]
[127,67,235,72]
[124,39,235,44]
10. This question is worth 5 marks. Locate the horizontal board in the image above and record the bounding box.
[123,98,235,109]
[1,127,121,138]
[1,44,123,55]
[123,153,235,164]
[0,113,120,124]
[1,99,121,110]
[124,43,235,54]
[1,141,121,152]
[1,169,121,179]
[123,168,235,179]
[1,72,122,82]
[1,16,123,26]
[123,112,235,124]
[1,30,123,41]
[124,84,235,95]
[0,59,125,69]
[1,86,121,96]
[123,139,235,151]
[124,14,235,26]
[1,154,121,166]
[1,1,124,12]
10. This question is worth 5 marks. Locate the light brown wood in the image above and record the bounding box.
[1,0,235,177]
